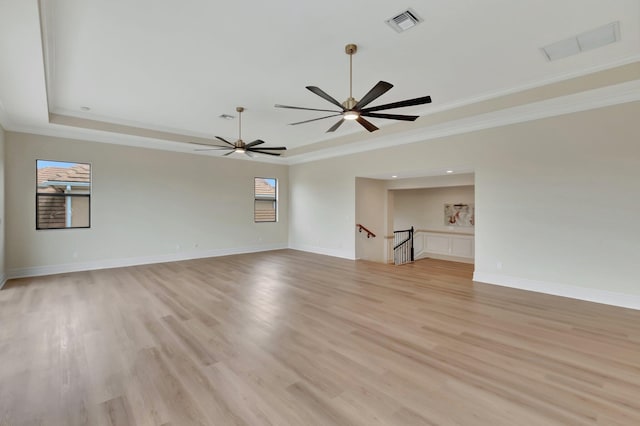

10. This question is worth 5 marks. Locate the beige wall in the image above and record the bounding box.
[5,132,288,275]
[290,101,640,298]
[393,186,475,233]
[4,102,640,306]
[0,124,4,284]
[287,159,354,258]
[355,178,386,262]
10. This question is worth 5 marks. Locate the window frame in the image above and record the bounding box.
[36,159,92,230]
[254,177,278,223]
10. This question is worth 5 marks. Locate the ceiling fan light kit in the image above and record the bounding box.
[193,106,286,157]
[275,43,432,133]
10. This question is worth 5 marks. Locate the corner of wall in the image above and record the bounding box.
[0,123,5,289]
[288,244,356,260]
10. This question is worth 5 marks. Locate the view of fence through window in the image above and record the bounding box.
[36,160,91,229]
[254,177,277,222]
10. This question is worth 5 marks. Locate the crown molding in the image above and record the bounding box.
[415,54,640,117]
[50,108,216,141]
[4,68,639,166]
[285,78,640,165]
[7,75,639,167]
[5,120,286,164]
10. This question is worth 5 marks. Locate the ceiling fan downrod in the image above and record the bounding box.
[236,106,245,150]
[344,44,357,110]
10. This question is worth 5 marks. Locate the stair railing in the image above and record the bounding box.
[393,226,414,265]
[356,224,376,238]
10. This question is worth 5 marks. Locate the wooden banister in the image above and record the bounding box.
[356,224,376,238]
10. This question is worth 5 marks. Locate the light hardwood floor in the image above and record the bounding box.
[1,250,639,425]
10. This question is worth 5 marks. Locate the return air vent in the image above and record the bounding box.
[541,22,620,61]
[386,8,423,33]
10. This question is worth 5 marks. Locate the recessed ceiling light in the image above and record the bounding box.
[219,114,235,120]
[391,175,398,178]
[446,170,453,174]
[80,106,91,111]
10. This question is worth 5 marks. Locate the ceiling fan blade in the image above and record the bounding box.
[306,86,345,109]
[289,113,342,125]
[354,81,393,110]
[360,112,419,121]
[356,116,379,132]
[251,150,282,157]
[246,151,255,158]
[361,95,432,113]
[275,104,342,113]
[194,146,233,151]
[223,150,235,156]
[248,146,286,150]
[326,119,345,133]
[215,136,236,147]
[245,139,265,148]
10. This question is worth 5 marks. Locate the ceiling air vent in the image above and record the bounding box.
[541,21,620,61]
[386,8,423,33]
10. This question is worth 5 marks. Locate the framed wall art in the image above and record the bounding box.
[444,203,474,227]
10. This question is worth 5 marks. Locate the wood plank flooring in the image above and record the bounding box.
[1,249,639,425]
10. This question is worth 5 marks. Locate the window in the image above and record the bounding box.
[36,160,91,229]
[254,177,277,222]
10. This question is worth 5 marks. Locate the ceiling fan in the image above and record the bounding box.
[193,107,286,157]
[275,43,432,133]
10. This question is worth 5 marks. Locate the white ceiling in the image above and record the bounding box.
[1,0,639,160]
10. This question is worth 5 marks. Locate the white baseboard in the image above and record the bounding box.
[288,244,356,260]
[6,243,288,280]
[417,252,474,264]
[473,272,640,311]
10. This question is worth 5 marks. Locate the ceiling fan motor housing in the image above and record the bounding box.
[342,97,357,110]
